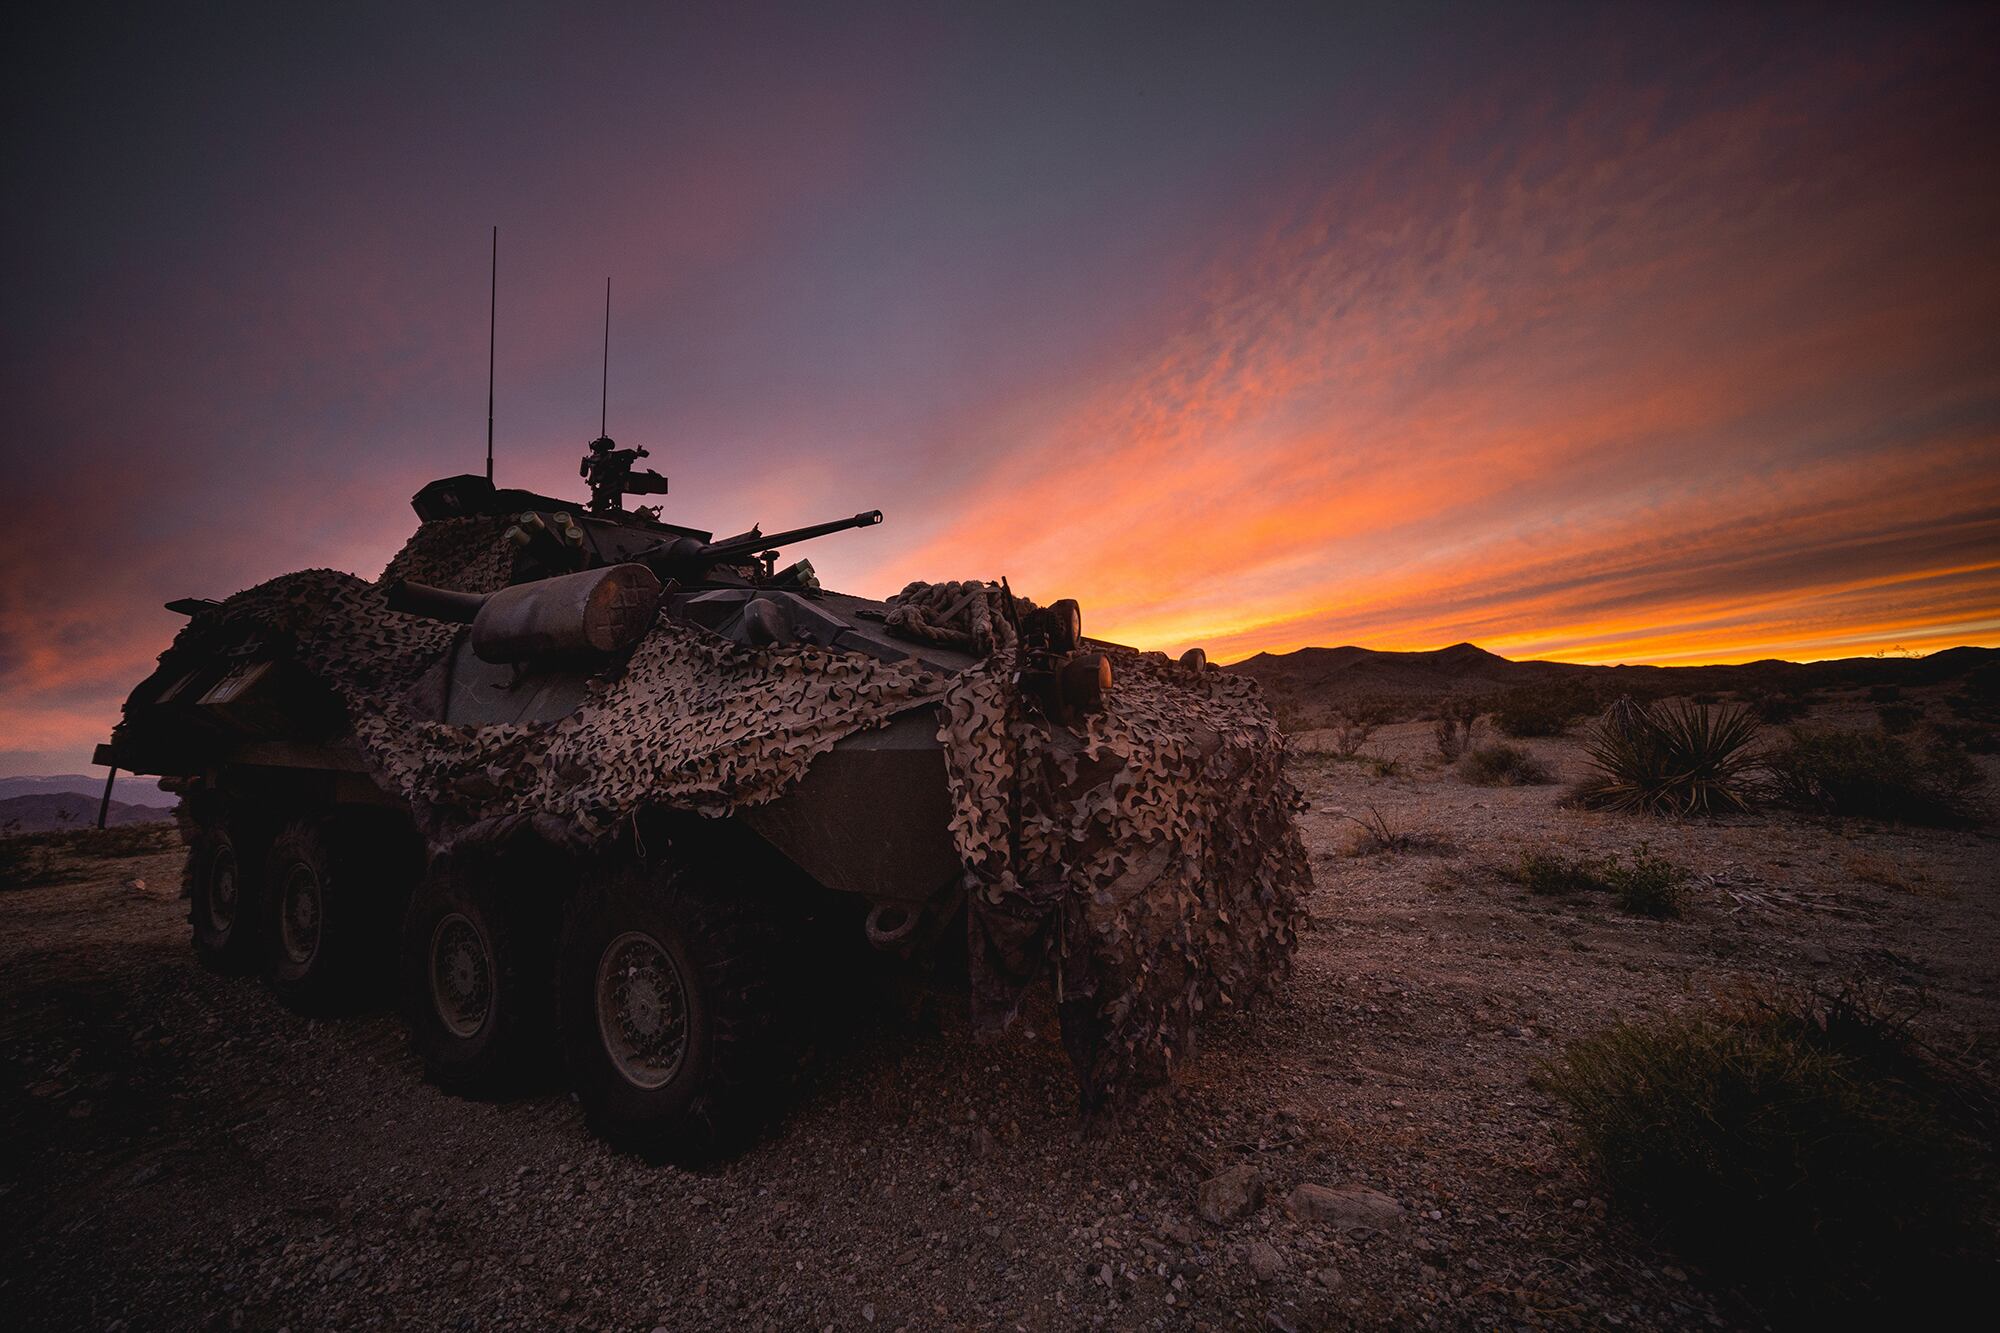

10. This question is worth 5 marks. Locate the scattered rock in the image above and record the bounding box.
[1284,1183,1404,1231]
[1245,1240,1284,1282]
[1197,1165,1263,1224]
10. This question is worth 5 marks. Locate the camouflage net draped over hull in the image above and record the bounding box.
[141,519,1310,1101]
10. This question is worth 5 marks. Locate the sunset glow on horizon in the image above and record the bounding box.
[4,3,1997,774]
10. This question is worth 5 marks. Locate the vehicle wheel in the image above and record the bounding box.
[263,818,384,1012]
[401,854,557,1092]
[187,823,263,973]
[558,857,786,1158]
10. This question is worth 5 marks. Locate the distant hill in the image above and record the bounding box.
[0,774,171,804]
[0,792,176,835]
[1227,642,2000,709]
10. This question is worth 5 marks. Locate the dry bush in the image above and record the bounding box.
[1507,847,1606,896]
[1458,741,1552,786]
[1766,729,1982,827]
[1876,702,1921,735]
[1538,987,1994,1321]
[1505,844,1689,917]
[1432,696,1481,762]
[1326,703,1383,759]
[1748,690,1810,724]
[1493,681,1597,738]
[1575,697,1761,816]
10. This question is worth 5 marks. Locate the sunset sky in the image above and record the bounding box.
[3,2,1998,776]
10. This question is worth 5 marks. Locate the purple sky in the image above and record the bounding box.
[4,2,1997,775]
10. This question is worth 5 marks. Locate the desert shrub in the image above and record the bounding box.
[1766,730,1982,826]
[1538,988,1992,1320]
[1928,717,2000,755]
[1507,844,1689,915]
[1432,696,1481,762]
[1965,662,2000,703]
[1493,681,1596,738]
[1507,848,1606,895]
[1576,697,1761,815]
[1326,703,1383,759]
[1458,742,1552,786]
[1867,684,1903,703]
[1747,690,1808,723]
[1876,701,1921,735]
[1601,844,1688,917]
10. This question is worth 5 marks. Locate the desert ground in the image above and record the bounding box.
[3,688,1995,1331]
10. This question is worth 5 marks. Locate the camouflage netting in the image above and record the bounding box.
[137,518,1311,1102]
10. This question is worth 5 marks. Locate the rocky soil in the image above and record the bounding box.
[3,689,1995,1331]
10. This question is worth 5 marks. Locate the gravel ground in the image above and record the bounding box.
[4,699,1996,1331]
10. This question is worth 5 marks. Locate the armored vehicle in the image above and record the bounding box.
[101,438,1308,1153]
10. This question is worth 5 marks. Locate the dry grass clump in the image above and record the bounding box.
[1458,742,1552,786]
[1575,697,1761,815]
[1538,987,1994,1321]
[1343,807,1456,858]
[1766,729,1982,827]
[1843,851,1938,895]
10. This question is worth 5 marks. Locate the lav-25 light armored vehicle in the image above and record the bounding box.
[102,435,1307,1154]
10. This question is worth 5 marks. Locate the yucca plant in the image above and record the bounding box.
[1578,696,1762,815]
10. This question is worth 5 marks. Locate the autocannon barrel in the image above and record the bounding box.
[699,509,882,564]
[386,580,487,624]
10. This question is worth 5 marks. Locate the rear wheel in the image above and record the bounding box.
[187,823,263,973]
[401,854,557,1092]
[558,857,787,1158]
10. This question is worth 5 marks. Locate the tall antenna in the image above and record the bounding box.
[485,225,497,482]
[599,276,611,438]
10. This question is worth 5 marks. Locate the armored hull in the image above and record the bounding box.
[104,468,1309,1152]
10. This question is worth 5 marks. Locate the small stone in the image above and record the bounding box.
[1245,1240,1284,1282]
[450,1260,471,1277]
[405,1206,434,1232]
[1315,1267,1343,1290]
[1284,1183,1404,1231]
[861,1304,875,1324]
[1197,1166,1263,1225]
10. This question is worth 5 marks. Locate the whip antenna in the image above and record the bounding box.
[485,225,497,482]
[599,276,610,437]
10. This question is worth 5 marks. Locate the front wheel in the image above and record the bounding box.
[558,858,786,1158]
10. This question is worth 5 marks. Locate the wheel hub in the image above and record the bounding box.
[595,931,689,1089]
[429,912,494,1039]
[207,848,239,933]
[278,865,322,965]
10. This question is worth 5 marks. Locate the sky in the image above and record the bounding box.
[3,1,1997,776]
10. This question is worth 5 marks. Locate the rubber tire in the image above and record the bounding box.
[263,819,380,1013]
[187,824,263,974]
[401,855,556,1093]
[558,858,783,1159]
